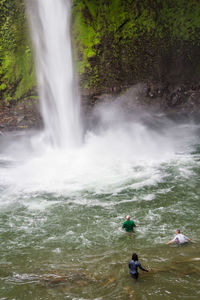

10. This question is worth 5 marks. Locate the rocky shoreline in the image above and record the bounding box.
[0,98,42,134]
[82,82,200,121]
[1,82,200,134]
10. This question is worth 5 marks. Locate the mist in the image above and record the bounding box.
[0,84,198,199]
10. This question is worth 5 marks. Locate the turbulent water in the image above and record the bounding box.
[0,106,200,299]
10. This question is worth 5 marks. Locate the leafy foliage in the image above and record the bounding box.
[0,0,36,105]
[1,0,200,103]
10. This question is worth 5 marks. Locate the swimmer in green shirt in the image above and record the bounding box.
[122,215,138,232]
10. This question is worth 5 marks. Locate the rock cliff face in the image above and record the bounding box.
[1,0,200,131]
[72,0,200,98]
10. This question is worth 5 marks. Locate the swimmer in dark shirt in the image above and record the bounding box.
[129,253,148,279]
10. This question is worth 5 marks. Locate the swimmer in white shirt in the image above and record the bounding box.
[166,229,191,245]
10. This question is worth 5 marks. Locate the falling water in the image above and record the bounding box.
[26,0,81,148]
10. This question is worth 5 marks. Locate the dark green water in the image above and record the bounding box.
[0,120,200,300]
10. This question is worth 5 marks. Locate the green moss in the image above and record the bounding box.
[0,0,36,104]
[1,0,200,103]
[72,0,200,91]
[0,83,6,90]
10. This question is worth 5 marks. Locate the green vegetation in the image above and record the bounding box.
[72,0,200,91]
[0,0,36,105]
[0,0,200,104]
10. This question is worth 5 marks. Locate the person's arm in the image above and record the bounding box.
[121,222,125,231]
[138,262,148,272]
[139,265,148,272]
[166,239,174,245]
[133,221,138,227]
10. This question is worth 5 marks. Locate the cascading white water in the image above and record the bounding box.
[26,0,81,148]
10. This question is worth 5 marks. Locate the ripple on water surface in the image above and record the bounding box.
[0,122,200,299]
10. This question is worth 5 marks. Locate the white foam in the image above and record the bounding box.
[0,117,198,202]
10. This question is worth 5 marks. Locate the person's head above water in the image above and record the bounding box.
[132,253,138,261]
[126,215,130,220]
[176,229,181,234]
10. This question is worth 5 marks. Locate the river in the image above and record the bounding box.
[0,111,200,299]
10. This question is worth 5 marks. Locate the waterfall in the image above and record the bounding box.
[26,0,82,148]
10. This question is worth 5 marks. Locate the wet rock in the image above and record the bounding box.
[169,92,180,106]
[0,97,43,132]
[145,83,165,99]
[149,91,156,98]
[17,116,25,124]
[1,81,200,133]
[157,88,163,97]
[45,277,66,287]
